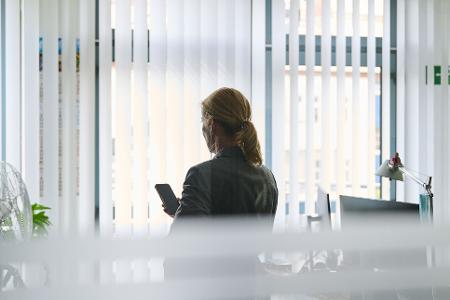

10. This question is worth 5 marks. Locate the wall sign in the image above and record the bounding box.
[425,65,450,85]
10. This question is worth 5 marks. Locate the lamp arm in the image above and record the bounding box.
[399,167,433,217]
[398,167,428,190]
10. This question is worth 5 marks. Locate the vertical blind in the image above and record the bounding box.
[2,0,96,236]
[5,0,450,278]
[2,0,395,237]
[396,0,450,223]
[5,0,450,282]
[271,0,389,230]
[100,0,254,237]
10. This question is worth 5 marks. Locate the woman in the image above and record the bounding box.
[164,87,278,221]
[163,88,278,299]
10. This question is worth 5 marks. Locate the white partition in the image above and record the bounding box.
[2,219,450,299]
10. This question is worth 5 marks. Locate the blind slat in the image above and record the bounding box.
[320,0,331,194]
[79,0,96,235]
[446,0,450,221]
[40,0,59,230]
[351,0,361,196]
[166,0,184,196]
[132,0,149,235]
[381,0,390,200]
[148,0,168,235]
[218,0,235,87]
[60,0,78,235]
[271,0,286,231]
[130,5,151,283]
[442,0,449,220]
[396,0,405,202]
[235,0,251,97]
[0,0,2,161]
[305,0,315,214]
[183,0,202,169]
[114,0,132,235]
[433,0,450,220]
[425,0,434,201]
[200,0,218,99]
[336,0,346,196]
[99,0,113,237]
[251,0,266,160]
[5,0,21,172]
[99,0,113,284]
[199,0,218,159]
[367,0,376,197]
[23,0,40,205]
[289,0,300,227]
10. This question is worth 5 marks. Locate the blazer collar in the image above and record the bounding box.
[214,146,245,160]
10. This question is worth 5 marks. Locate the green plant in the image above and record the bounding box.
[32,203,51,238]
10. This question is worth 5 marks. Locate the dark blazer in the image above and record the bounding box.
[166,146,278,285]
[173,146,278,220]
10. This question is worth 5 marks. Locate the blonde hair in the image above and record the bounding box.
[201,87,262,166]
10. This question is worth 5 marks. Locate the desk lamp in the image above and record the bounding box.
[375,153,433,219]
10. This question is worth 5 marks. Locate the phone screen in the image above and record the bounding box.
[155,184,179,216]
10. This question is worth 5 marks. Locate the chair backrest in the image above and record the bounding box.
[316,186,331,229]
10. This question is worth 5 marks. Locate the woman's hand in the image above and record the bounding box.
[162,198,180,218]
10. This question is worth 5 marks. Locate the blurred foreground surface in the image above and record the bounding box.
[1,217,450,300]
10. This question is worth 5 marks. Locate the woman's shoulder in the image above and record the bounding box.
[185,159,213,177]
[254,164,277,187]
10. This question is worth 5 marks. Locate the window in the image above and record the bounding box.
[1,0,395,235]
[271,0,389,225]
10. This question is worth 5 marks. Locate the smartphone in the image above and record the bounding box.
[155,184,179,216]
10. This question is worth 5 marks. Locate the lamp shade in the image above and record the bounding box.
[375,160,404,181]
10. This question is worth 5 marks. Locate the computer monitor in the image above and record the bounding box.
[339,195,419,227]
[339,195,425,270]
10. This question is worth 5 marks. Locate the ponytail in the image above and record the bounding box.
[202,87,263,167]
[235,121,262,167]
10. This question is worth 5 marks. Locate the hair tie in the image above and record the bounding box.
[241,120,250,130]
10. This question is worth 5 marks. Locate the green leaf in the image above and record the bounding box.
[32,203,51,212]
[31,202,52,238]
